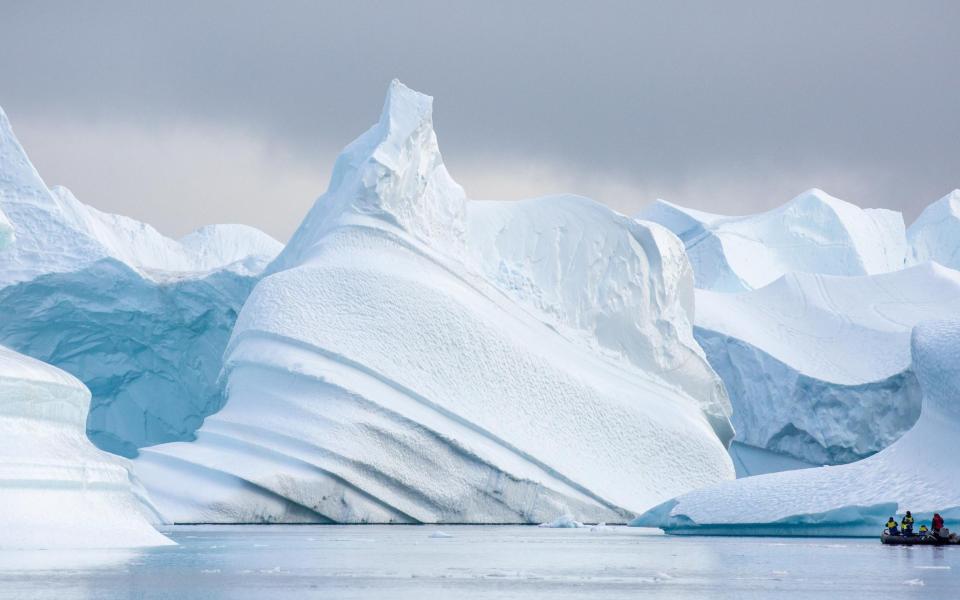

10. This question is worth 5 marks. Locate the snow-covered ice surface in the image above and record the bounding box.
[0,105,282,456]
[696,263,960,465]
[909,190,960,270]
[640,191,907,292]
[2,525,959,599]
[633,319,960,537]
[0,345,171,548]
[134,80,735,524]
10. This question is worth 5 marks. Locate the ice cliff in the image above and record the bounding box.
[0,344,172,548]
[0,106,282,456]
[633,319,960,537]
[134,80,735,524]
[640,191,907,293]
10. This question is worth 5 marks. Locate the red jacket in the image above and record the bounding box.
[933,515,944,530]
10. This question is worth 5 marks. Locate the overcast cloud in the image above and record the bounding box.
[1,1,958,239]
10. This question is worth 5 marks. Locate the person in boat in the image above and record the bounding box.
[885,517,900,535]
[919,524,929,536]
[902,511,915,534]
[933,513,945,533]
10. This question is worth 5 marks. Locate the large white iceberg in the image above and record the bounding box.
[643,193,959,470]
[640,191,907,292]
[0,344,172,548]
[134,80,735,524]
[633,319,960,537]
[908,190,960,270]
[0,106,282,456]
[697,263,960,467]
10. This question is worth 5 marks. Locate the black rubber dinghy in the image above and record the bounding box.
[881,533,960,546]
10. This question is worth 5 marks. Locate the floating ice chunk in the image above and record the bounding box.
[539,515,585,529]
[429,531,454,538]
[0,345,171,548]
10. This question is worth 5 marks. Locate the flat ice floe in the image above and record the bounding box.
[697,263,960,466]
[0,105,282,456]
[0,345,171,548]
[633,319,960,537]
[135,80,735,524]
[640,190,907,293]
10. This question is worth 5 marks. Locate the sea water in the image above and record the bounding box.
[1,525,957,599]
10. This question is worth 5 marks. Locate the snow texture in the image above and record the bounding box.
[0,345,172,548]
[640,191,907,292]
[696,263,960,465]
[908,190,960,270]
[0,105,282,456]
[633,319,960,537]
[135,80,735,524]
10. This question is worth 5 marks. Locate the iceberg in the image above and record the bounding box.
[0,344,172,548]
[633,319,960,537]
[0,106,282,456]
[640,191,907,292]
[696,263,960,466]
[643,193,960,469]
[134,80,735,524]
[908,190,960,270]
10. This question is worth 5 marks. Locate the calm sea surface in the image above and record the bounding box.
[1,525,957,599]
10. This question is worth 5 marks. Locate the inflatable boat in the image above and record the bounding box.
[881,530,960,546]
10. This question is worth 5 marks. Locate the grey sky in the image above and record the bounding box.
[1,1,958,240]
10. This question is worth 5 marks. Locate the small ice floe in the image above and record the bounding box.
[538,514,585,528]
[916,566,951,570]
[429,531,454,538]
[903,579,925,586]
[260,566,286,574]
[200,569,221,574]
[589,522,609,532]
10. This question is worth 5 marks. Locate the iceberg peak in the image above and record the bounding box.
[271,80,466,271]
[377,79,434,144]
[784,188,856,214]
[0,105,52,209]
